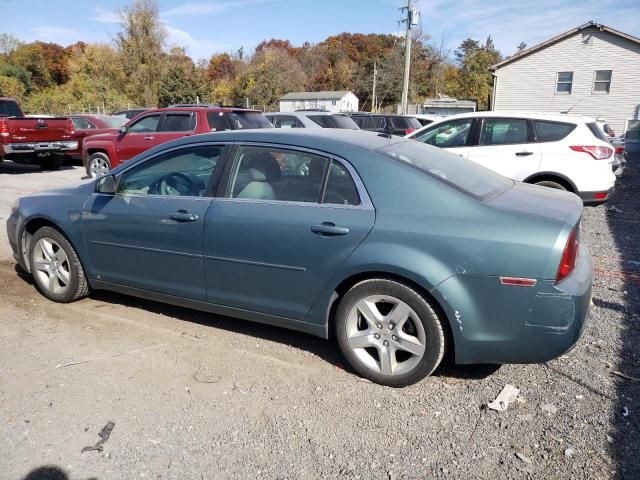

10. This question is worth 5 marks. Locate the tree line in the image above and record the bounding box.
[0,0,503,115]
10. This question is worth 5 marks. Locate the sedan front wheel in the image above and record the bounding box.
[336,278,445,387]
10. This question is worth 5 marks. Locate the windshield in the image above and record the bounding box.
[227,112,272,129]
[101,116,128,128]
[378,141,513,200]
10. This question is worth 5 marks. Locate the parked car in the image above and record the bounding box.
[0,97,77,171]
[111,109,149,120]
[265,111,359,129]
[68,115,128,162]
[349,113,422,136]
[82,105,271,177]
[414,114,442,127]
[8,129,591,387]
[407,112,617,205]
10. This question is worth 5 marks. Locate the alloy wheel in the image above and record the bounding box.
[89,157,110,178]
[32,237,71,295]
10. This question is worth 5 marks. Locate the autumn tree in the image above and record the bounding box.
[9,43,52,90]
[0,75,26,101]
[452,36,501,109]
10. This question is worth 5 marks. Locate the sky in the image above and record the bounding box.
[3,0,640,61]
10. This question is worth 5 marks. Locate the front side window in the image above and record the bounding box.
[227,146,361,206]
[161,113,196,132]
[593,70,612,93]
[413,118,473,148]
[556,71,573,94]
[378,141,513,200]
[72,118,96,130]
[479,118,528,145]
[118,145,224,196]
[128,114,161,133]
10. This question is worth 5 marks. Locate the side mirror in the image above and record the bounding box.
[96,175,116,194]
[119,125,127,134]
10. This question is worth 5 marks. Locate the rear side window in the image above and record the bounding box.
[587,122,610,142]
[227,112,272,129]
[389,116,421,130]
[272,116,303,128]
[207,112,230,131]
[161,114,195,132]
[534,121,576,142]
[72,117,96,130]
[307,115,332,128]
[378,141,513,200]
[307,115,359,129]
[323,161,360,205]
[479,118,528,145]
[0,100,22,117]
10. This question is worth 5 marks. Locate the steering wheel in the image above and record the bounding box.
[159,172,199,196]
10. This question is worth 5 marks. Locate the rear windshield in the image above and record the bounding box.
[389,116,421,129]
[308,114,359,129]
[534,120,576,142]
[587,122,610,142]
[378,141,513,200]
[0,100,22,117]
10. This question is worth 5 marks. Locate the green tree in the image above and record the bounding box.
[0,64,32,93]
[453,37,501,109]
[158,48,206,107]
[0,75,26,101]
[9,43,52,90]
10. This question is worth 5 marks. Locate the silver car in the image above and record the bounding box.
[265,111,359,130]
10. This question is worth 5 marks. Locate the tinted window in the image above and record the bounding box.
[161,114,195,132]
[378,141,513,200]
[72,117,96,130]
[307,115,358,129]
[0,100,22,117]
[229,146,329,203]
[479,118,528,145]
[389,116,421,129]
[307,115,333,128]
[372,117,386,129]
[227,112,272,129]
[118,146,223,196]
[413,118,473,147]
[274,116,303,128]
[128,114,161,133]
[323,161,360,206]
[587,122,610,142]
[207,112,230,131]
[534,121,576,142]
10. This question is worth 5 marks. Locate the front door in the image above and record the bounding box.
[203,145,375,320]
[82,144,227,300]
[116,113,163,161]
[466,117,541,181]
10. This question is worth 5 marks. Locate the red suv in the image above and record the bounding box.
[82,105,272,177]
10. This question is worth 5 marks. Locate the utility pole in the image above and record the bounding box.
[371,61,377,112]
[400,0,419,115]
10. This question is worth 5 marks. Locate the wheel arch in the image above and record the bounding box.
[20,216,78,273]
[523,171,577,192]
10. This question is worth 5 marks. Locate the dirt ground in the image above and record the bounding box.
[1,159,639,480]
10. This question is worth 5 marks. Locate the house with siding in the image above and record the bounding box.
[490,21,640,134]
[279,91,359,113]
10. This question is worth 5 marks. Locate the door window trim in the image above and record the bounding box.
[215,142,373,210]
[112,141,232,198]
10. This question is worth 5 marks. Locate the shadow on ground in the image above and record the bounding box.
[607,152,640,479]
[0,161,75,175]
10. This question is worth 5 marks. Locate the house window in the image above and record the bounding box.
[332,100,337,105]
[593,70,612,94]
[556,72,573,94]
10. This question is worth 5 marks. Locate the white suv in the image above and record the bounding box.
[407,112,617,205]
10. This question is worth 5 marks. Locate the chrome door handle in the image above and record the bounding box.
[169,211,199,222]
[311,222,350,236]
[515,151,533,157]
[144,136,155,140]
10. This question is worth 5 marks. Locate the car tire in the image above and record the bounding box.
[38,156,63,171]
[335,278,445,387]
[535,180,567,191]
[86,152,111,178]
[28,226,89,303]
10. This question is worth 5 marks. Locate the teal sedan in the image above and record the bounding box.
[6,130,591,387]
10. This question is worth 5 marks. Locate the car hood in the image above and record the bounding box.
[486,181,582,228]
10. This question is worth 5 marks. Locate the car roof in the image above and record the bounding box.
[267,111,349,117]
[166,128,404,152]
[424,111,596,124]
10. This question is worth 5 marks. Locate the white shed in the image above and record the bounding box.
[279,91,359,113]
[490,21,640,134]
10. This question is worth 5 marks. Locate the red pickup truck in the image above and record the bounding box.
[0,97,77,170]
[82,105,272,177]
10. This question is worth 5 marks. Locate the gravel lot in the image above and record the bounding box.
[0,157,638,480]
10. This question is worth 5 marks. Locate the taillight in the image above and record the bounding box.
[614,146,625,155]
[0,122,9,137]
[570,145,613,160]
[556,226,579,283]
[404,129,415,135]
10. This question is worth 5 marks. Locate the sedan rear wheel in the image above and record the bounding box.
[336,279,445,387]
[29,227,89,303]
[87,152,111,178]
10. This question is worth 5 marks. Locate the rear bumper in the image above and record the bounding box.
[3,140,78,154]
[432,244,592,365]
[578,187,614,206]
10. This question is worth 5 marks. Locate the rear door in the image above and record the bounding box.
[116,113,162,160]
[153,112,197,146]
[466,117,541,180]
[203,144,375,320]
[411,117,475,158]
